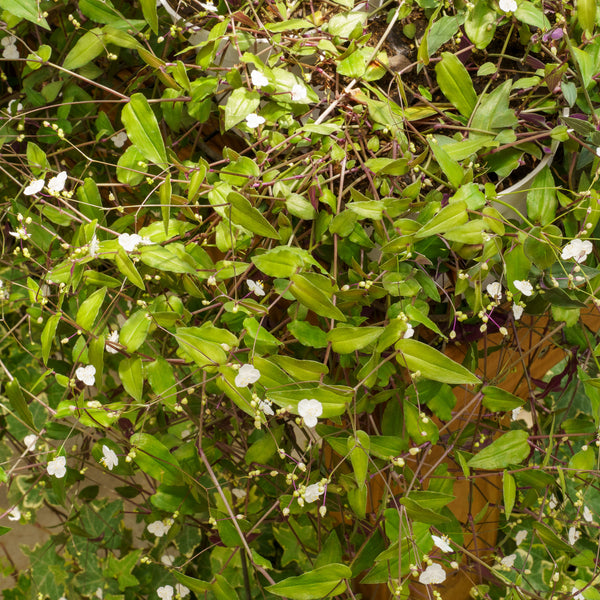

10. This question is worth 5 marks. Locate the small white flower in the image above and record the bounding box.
[105,329,120,354]
[561,238,593,263]
[251,70,269,89]
[418,563,447,585]
[486,282,502,302]
[101,445,118,470]
[235,364,261,388]
[207,275,217,286]
[2,43,19,60]
[431,534,453,553]
[499,0,517,12]
[290,84,308,102]
[1,35,16,47]
[95,588,103,599]
[232,488,247,499]
[161,553,175,566]
[303,483,322,503]
[9,226,31,240]
[572,586,585,600]
[147,519,172,537]
[549,493,558,509]
[8,99,23,114]
[175,584,190,598]
[24,434,38,452]
[513,280,533,296]
[75,364,96,386]
[47,456,67,478]
[247,279,265,297]
[568,526,580,545]
[118,232,144,252]
[245,113,265,129]
[596,147,600,158]
[511,407,522,421]
[403,323,414,339]
[88,234,100,257]
[297,398,323,428]
[512,303,524,320]
[199,1,217,11]
[515,529,527,545]
[583,505,593,522]
[24,178,45,196]
[111,131,128,148]
[7,506,21,521]
[258,399,274,416]
[47,171,67,193]
[500,553,516,568]
[157,585,174,600]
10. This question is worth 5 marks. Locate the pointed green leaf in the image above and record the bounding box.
[503,471,516,519]
[348,431,370,489]
[130,433,182,485]
[5,380,35,429]
[327,326,383,353]
[482,386,524,411]
[227,191,280,239]
[267,564,351,600]
[118,357,143,402]
[63,28,105,70]
[396,339,480,385]
[119,309,151,353]
[41,313,61,365]
[139,0,158,32]
[76,287,106,332]
[467,430,530,470]
[290,274,346,322]
[224,88,260,131]
[115,249,145,289]
[435,52,477,117]
[160,174,171,235]
[0,0,50,29]
[121,93,167,164]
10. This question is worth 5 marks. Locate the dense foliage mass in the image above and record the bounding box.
[1,0,600,598]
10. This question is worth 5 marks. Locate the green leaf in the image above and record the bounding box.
[224,88,260,130]
[435,52,477,117]
[526,167,557,225]
[139,0,158,33]
[414,201,468,239]
[399,497,451,524]
[467,430,530,470]
[290,274,346,321]
[115,249,145,289]
[121,93,167,164]
[267,564,351,600]
[119,309,151,353]
[5,379,35,429]
[533,522,573,553]
[139,245,196,274]
[503,471,516,519]
[328,11,367,37]
[0,0,49,29]
[464,0,496,49]
[269,386,350,418]
[41,313,61,365]
[227,191,280,239]
[63,28,105,70]
[515,1,551,30]
[160,173,171,235]
[327,326,383,353]
[26,141,49,175]
[146,357,178,409]
[118,357,143,402]
[348,431,370,488]
[482,386,524,411]
[76,287,106,332]
[287,320,328,348]
[396,339,480,385]
[251,247,308,277]
[429,137,464,189]
[176,327,228,367]
[130,433,182,485]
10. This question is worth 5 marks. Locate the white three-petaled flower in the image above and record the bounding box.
[290,84,307,102]
[235,364,261,388]
[157,585,174,600]
[561,238,593,263]
[251,70,269,89]
[298,398,323,428]
[147,519,172,537]
[105,329,120,354]
[24,434,38,452]
[432,534,453,553]
[303,483,322,503]
[118,233,145,252]
[245,113,265,129]
[499,0,518,12]
[24,179,45,196]
[47,456,67,478]
[486,282,502,302]
[48,171,67,193]
[513,280,533,296]
[101,445,119,470]
[247,279,265,297]
[112,131,128,148]
[7,507,21,521]
[418,563,447,585]
[76,364,96,386]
